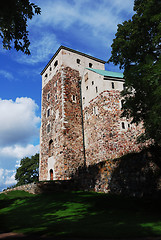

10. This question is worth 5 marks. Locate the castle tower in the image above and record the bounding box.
[39,46,106,181]
[40,46,146,182]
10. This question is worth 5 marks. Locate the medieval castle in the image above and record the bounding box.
[39,46,146,182]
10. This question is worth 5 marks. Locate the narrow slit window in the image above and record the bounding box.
[96,86,98,93]
[122,122,125,129]
[47,123,50,133]
[47,109,50,117]
[92,81,94,85]
[86,86,88,90]
[47,93,50,101]
[112,82,115,89]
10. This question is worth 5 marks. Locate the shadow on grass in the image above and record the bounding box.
[0,190,161,239]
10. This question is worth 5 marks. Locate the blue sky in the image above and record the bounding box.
[0,0,134,191]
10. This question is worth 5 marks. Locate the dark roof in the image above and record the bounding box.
[40,45,106,75]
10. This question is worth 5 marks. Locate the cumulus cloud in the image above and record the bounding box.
[0,97,40,147]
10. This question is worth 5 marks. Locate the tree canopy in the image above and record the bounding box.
[15,153,39,186]
[108,0,161,145]
[0,0,41,54]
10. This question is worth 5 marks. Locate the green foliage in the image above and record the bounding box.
[108,0,161,145]
[0,0,41,54]
[0,191,161,238]
[15,153,39,186]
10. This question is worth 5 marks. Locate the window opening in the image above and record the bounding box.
[77,59,80,64]
[49,139,53,157]
[112,82,115,89]
[86,86,88,90]
[47,108,50,117]
[50,169,53,181]
[54,60,58,67]
[83,97,85,104]
[89,63,93,68]
[96,86,98,93]
[47,93,50,101]
[122,122,125,129]
[92,81,94,85]
[47,123,50,133]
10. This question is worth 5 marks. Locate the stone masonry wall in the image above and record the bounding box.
[40,68,65,180]
[40,66,84,181]
[62,67,84,177]
[83,90,149,166]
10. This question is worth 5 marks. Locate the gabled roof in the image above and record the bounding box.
[41,46,106,75]
[86,68,124,79]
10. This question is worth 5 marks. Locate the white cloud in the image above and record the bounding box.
[4,170,17,186]
[34,0,134,38]
[0,70,14,81]
[16,32,60,64]
[0,97,40,146]
[0,144,40,161]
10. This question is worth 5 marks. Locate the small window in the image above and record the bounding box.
[92,81,94,85]
[50,169,53,180]
[89,63,93,68]
[72,95,76,102]
[86,86,88,90]
[112,82,115,89]
[122,122,125,129]
[45,73,48,78]
[49,139,53,157]
[93,106,98,115]
[121,100,124,109]
[83,97,85,104]
[49,67,52,71]
[96,86,98,93]
[54,60,58,67]
[47,108,50,117]
[47,93,50,101]
[77,59,80,64]
[47,123,50,133]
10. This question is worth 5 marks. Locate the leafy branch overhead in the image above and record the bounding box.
[108,0,161,145]
[0,0,41,55]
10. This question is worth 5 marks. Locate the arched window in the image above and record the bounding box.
[50,169,53,181]
[49,139,53,157]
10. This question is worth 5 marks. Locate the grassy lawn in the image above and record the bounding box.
[0,190,161,238]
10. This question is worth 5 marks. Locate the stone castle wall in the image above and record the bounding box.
[83,90,148,166]
[40,66,84,181]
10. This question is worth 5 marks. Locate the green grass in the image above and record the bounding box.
[0,190,161,238]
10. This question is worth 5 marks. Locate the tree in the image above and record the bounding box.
[0,0,41,55]
[108,0,161,145]
[15,153,39,186]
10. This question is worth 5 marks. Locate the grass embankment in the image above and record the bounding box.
[0,190,161,238]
